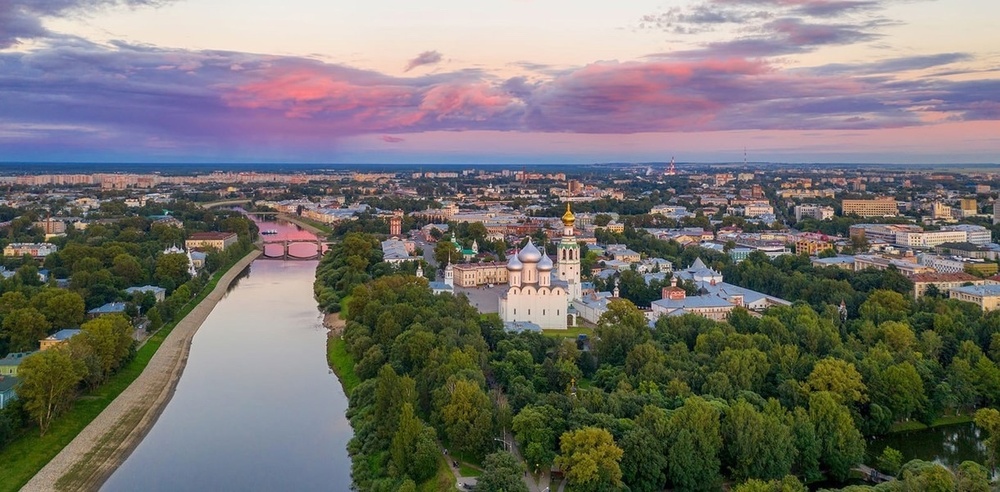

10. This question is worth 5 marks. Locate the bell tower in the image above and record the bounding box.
[557,203,582,301]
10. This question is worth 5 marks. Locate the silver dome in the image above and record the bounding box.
[537,251,554,271]
[517,239,543,263]
[507,253,524,271]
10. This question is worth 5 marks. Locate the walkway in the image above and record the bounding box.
[22,251,261,492]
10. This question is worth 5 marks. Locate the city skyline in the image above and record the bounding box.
[1,0,998,164]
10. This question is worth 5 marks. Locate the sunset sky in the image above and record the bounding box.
[1,0,998,164]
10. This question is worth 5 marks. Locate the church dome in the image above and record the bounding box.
[561,203,576,227]
[537,251,554,271]
[517,239,542,263]
[507,252,524,271]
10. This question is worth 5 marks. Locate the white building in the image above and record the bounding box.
[744,202,775,218]
[895,230,972,248]
[794,204,836,222]
[941,224,992,246]
[498,204,582,330]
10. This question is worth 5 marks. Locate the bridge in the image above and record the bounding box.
[199,199,252,209]
[855,464,894,484]
[259,239,329,261]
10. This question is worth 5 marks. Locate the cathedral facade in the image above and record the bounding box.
[498,204,580,330]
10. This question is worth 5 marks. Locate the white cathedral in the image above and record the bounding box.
[499,204,582,329]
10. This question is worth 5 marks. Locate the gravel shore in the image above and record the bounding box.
[22,251,261,492]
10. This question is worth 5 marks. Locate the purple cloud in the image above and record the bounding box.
[404,51,443,72]
[0,0,174,48]
[0,37,997,158]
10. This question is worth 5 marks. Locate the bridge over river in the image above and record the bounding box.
[259,238,332,260]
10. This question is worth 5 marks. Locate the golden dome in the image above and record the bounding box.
[561,203,576,227]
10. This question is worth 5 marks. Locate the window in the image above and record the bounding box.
[543,309,546,315]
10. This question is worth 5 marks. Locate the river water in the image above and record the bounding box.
[103,220,352,491]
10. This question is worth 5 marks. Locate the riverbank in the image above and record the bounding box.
[19,250,261,492]
[276,212,332,237]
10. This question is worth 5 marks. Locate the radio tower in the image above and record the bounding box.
[666,156,676,176]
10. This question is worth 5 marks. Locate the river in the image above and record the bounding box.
[103,219,352,491]
[868,422,989,472]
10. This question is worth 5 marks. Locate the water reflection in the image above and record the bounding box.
[868,422,988,471]
[103,225,351,491]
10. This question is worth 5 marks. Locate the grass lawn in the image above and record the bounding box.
[419,453,457,492]
[326,335,360,395]
[339,295,352,320]
[0,254,252,492]
[542,325,594,339]
[459,463,483,477]
[889,413,974,433]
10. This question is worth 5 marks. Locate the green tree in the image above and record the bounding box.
[806,358,867,405]
[390,403,436,482]
[555,427,624,492]
[667,396,723,491]
[78,314,134,384]
[731,476,806,492]
[434,240,457,268]
[477,451,528,492]
[876,446,903,475]
[2,307,50,352]
[723,399,795,481]
[43,291,86,329]
[595,299,650,366]
[512,405,559,469]
[620,426,667,492]
[16,347,87,435]
[955,461,990,492]
[975,407,1000,473]
[809,392,865,481]
[859,289,910,325]
[155,253,192,290]
[896,460,955,491]
[112,253,146,286]
[441,379,493,458]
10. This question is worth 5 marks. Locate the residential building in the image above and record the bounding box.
[0,352,33,377]
[795,237,834,256]
[854,255,935,277]
[950,284,1000,311]
[3,242,58,258]
[381,238,415,264]
[0,375,17,410]
[744,202,774,218]
[185,232,238,251]
[794,205,835,222]
[125,285,167,302]
[39,329,81,351]
[842,198,898,217]
[88,302,127,317]
[911,272,985,299]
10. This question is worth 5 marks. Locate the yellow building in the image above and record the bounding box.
[842,198,898,217]
[795,239,833,256]
[950,284,1000,311]
[185,232,238,251]
[452,262,509,287]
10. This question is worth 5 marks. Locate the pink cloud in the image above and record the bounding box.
[381,135,405,143]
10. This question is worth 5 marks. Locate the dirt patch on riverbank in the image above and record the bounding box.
[324,312,345,337]
[22,251,261,492]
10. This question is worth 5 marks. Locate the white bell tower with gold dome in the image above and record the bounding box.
[557,203,582,301]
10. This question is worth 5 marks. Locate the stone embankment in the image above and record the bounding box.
[22,251,261,492]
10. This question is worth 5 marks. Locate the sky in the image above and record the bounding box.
[0,0,998,164]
